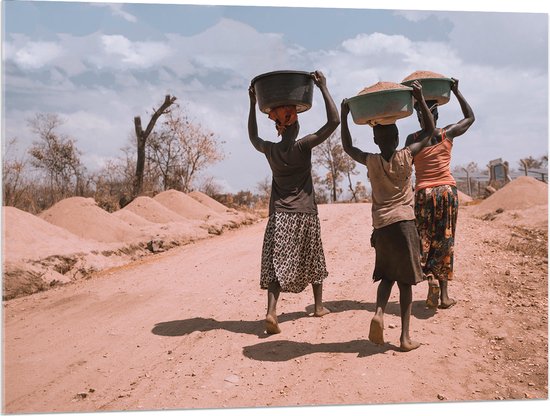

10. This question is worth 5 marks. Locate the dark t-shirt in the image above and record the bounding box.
[264,140,317,215]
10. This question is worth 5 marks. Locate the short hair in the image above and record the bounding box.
[373,123,398,138]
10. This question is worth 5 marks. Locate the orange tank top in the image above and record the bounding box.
[413,129,456,192]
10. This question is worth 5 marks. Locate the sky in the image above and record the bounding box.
[1,0,549,195]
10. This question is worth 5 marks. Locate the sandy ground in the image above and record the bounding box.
[2,199,548,414]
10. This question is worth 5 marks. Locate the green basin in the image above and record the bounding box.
[401,77,453,105]
[346,88,413,126]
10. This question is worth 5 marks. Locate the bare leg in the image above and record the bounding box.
[439,279,456,309]
[397,282,421,352]
[312,283,330,317]
[426,273,440,309]
[369,279,394,345]
[266,281,281,334]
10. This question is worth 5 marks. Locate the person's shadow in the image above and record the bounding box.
[308,299,435,320]
[242,339,397,362]
[151,299,435,339]
[152,312,306,339]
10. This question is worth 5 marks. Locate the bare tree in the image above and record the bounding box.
[146,130,184,191]
[256,176,271,207]
[313,131,357,202]
[161,110,224,192]
[27,113,84,202]
[311,169,329,204]
[133,94,177,197]
[355,181,370,202]
[199,176,223,197]
[341,154,359,202]
[314,133,340,202]
[2,138,30,208]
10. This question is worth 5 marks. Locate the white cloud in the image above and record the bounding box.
[100,35,172,68]
[10,41,63,70]
[163,18,306,80]
[342,32,413,56]
[2,7,547,192]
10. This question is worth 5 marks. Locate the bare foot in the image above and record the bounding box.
[265,314,281,334]
[313,306,331,317]
[426,282,440,309]
[399,339,421,352]
[439,298,457,309]
[368,316,384,345]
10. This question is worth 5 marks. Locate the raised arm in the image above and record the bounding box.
[443,78,475,141]
[340,99,369,165]
[408,80,435,157]
[247,85,268,154]
[298,71,340,150]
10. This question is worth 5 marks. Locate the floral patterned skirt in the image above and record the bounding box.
[414,185,459,281]
[260,212,328,293]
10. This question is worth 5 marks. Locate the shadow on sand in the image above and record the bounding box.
[152,311,307,339]
[242,339,397,362]
[310,299,436,320]
[152,298,435,341]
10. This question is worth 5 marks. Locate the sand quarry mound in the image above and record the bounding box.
[457,190,473,205]
[471,176,548,216]
[39,197,140,243]
[112,209,154,227]
[188,191,230,213]
[3,206,100,262]
[121,196,188,223]
[153,190,219,220]
[3,193,259,301]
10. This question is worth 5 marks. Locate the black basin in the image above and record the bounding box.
[251,70,314,114]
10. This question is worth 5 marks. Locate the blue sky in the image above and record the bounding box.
[2,0,549,194]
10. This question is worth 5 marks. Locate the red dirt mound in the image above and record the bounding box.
[112,209,154,227]
[457,190,473,205]
[3,206,100,262]
[38,197,140,243]
[188,191,229,214]
[121,196,187,223]
[471,176,548,215]
[154,190,218,220]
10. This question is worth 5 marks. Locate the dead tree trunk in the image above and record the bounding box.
[133,95,177,197]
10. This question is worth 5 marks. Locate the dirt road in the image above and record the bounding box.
[2,203,548,413]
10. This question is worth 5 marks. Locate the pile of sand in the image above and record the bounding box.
[39,197,140,243]
[2,193,254,300]
[358,81,409,95]
[471,176,548,215]
[112,209,154,227]
[457,190,473,205]
[489,204,548,230]
[188,191,229,214]
[3,206,100,262]
[153,190,218,220]
[121,196,187,223]
[402,70,447,82]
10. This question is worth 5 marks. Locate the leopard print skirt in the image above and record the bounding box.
[260,212,328,293]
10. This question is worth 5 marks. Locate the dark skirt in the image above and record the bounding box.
[370,220,423,285]
[260,212,328,293]
[414,185,458,281]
